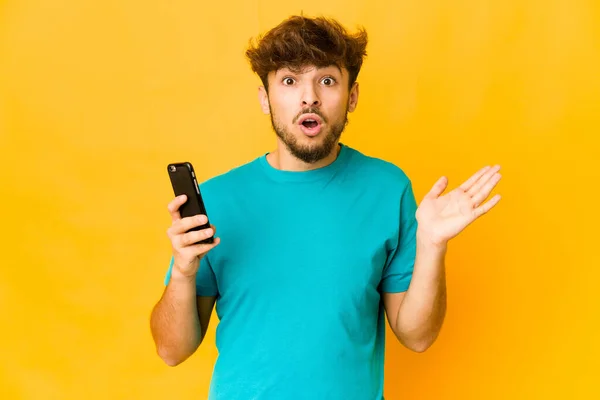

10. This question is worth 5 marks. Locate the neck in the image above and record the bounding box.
[266,141,341,172]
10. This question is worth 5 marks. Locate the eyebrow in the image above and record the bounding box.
[278,66,342,77]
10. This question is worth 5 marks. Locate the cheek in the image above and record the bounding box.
[270,96,296,121]
[326,94,349,118]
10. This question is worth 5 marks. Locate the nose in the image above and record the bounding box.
[301,85,321,107]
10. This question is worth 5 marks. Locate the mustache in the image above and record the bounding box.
[293,107,327,124]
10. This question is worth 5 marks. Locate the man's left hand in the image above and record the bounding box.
[415,165,502,247]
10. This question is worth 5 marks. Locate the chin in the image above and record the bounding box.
[271,116,343,163]
[290,136,339,163]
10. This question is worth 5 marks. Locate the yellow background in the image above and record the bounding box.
[1,0,599,398]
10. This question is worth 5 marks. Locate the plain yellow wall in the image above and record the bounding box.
[1,0,599,399]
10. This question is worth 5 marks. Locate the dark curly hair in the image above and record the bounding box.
[245,15,368,92]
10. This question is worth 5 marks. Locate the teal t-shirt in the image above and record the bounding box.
[164,143,418,399]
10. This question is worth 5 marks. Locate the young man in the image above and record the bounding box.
[150,15,502,399]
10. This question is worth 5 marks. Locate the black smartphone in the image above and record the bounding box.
[167,162,214,244]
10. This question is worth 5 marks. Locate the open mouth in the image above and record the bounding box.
[302,119,319,129]
[297,114,323,136]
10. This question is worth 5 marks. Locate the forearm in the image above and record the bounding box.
[150,271,202,366]
[395,232,447,351]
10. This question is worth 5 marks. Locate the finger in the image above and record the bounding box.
[188,236,221,255]
[473,194,501,218]
[467,165,501,197]
[459,165,492,192]
[471,173,502,207]
[179,225,215,247]
[173,214,209,235]
[205,224,217,238]
[423,176,448,200]
[167,195,188,221]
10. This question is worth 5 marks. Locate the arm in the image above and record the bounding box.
[384,165,502,352]
[382,234,447,353]
[150,194,221,366]
[150,270,216,366]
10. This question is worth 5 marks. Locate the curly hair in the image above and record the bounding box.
[245,15,368,92]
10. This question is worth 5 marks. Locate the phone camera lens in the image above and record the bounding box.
[169,165,176,172]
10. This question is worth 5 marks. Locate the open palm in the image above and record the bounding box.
[416,165,502,245]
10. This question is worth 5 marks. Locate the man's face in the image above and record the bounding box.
[259,65,359,164]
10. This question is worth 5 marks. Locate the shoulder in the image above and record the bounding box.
[345,146,413,190]
[195,157,262,223]
[199,156,261,194]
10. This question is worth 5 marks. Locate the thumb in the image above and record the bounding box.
[423,176,448,200]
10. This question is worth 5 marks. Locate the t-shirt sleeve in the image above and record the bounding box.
[163,254,219,297]
[379,179,418,293]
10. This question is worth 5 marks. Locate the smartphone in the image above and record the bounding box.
[167,162,214,244]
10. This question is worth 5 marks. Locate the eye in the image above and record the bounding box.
[282,77,296,85]
[321,77,336,86]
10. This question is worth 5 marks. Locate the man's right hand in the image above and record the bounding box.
[166,195,220,279]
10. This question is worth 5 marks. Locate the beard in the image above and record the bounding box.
[269,104,349,164]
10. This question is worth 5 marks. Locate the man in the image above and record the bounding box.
[150,15,502,399]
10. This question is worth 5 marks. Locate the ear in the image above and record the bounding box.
[348,81,359,112]
[258,86,270,115]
